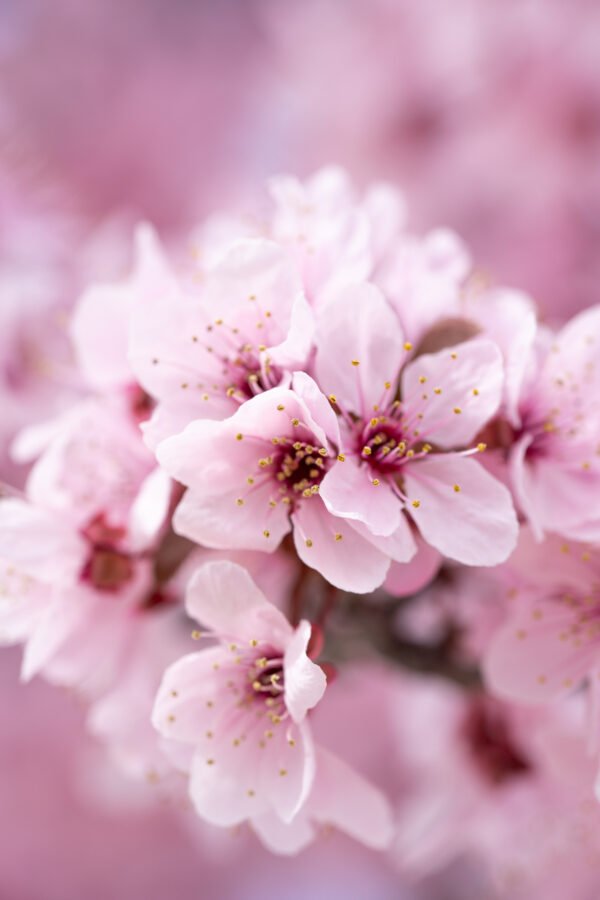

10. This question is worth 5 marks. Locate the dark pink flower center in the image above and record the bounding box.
[354,404,431,476]
[222,347,283,401]
[80,513,135,593]
[273,440,330,498]
[462,699,531,786]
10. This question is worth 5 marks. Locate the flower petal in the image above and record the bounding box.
[284,621,327,724]
[404,454,518,565]
[320,458,400,537]
[314,283,405,413]
[292,500,390,592]
[402,338,503,449]
[306,746,394,850]
[185,560,291,644]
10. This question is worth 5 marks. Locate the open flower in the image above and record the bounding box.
[484,528,600,710]
[509,305,600,542]
[128,226,313,447]
[0,399,173,693]
[157,371,416,592]
[152,559,393,853]
[315,285,518,565]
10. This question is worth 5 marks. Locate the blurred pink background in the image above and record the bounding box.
[2,1,600,897]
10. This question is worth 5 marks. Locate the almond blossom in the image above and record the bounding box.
[157,371,416,592]
[152,559,394,853]
[0,398,173,694]
[484,529,600,714]
[128,226,313,448]
[315,285,518,565]
[508,305,600,542]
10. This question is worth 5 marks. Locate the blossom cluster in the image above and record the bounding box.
[2,167,600,883]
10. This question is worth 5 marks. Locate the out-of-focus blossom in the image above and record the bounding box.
[153,560,393,853]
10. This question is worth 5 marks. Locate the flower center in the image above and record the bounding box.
[462,699,531,786]
[355,407,431,476]
[80,513,135,593]
[223,346,283,401]
[273,440,329,499]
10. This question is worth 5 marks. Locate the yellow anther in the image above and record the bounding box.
[404,342,413,351]
[384,381,392,390]
[453,484,461,493]
[334,533,343,542]
[277,404,285,411]
[236,433,243,441]
[477,443,487,452]
[236,498,244,506]
[372,479,380,486]
[411,500,421,508]
[191,630,202,640]
[434,387,442,395]
[450,352,458,359]
[328,394,337,404]
[263,530,271,538]
[291,418,300,426]
[337,453,346,462]
[419,376,427,384]
[305,538,313,548]
[472,388,480,396]
[351,359,360,366]
[362,446,372,456]
[453,407,462,415]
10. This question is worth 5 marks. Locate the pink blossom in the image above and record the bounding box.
[128,225,313,448]
[152,559,393,853]
[315,286,518,565]
[509,305,600,541]
[157,371,416,592]
[0,398,172,693]
[484,528,600,713]
[393,672,600,899]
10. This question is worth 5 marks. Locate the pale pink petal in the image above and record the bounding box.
[251,809,315,855]
[348,515,417,564]
[189,718,314,827]
[512,443,600,542]
[0,499,86,581]
[320,458,401,537]
[291,371,340,446]
[284,621,327,724]
[465,288,537,427]
[314,283,405,413]
[201,239,304,333]
[152,648,236,743]
[70,280,132,391]
[156,417,259,494]
[401,338,503,449]
[404,455,518,565]
[268,291,314,370]
[172,483,291,552]
[128,225,214,409]
[185,561,291,644]
[0,565,46,644]
[306,746,394,850]
[542,304,600,387]
[127,467,172,552]
[292,500,390,592]
[484,602,599,704]
[384,537,442,597]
